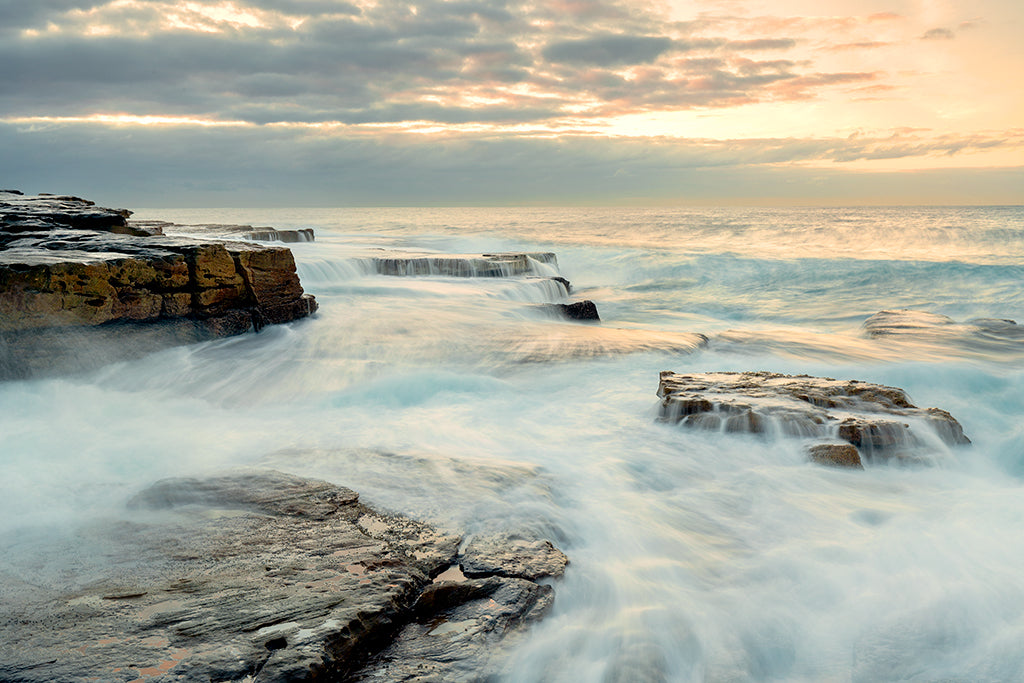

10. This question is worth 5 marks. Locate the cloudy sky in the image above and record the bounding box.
[1,0,1021,206]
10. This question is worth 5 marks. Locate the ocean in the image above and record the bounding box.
[3,205,1024,681]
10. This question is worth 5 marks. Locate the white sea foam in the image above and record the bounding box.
[2,206,1023,681]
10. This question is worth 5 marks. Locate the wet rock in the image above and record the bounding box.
[658,371,970,465]
[549,300,600,321]
[0,193,317,379]
[806,443,864,469]
[248,228,315,243]
[0,470,566,682]
[354,576,553,682]
[369,251,557,278]
[460,534,569,580]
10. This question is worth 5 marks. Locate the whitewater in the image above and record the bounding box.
[2,205,1023,681]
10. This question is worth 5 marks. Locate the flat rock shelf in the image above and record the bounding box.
[0,470,566,683]
[0,192,317,379]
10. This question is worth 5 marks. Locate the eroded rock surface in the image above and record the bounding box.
[658,371,970,465]
[0,192,317,379]
[0,470,564,683]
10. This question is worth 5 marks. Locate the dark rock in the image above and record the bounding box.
[551,300,600,321]
[806,443,864,469]
[550,275,572,293]
[354,576,553,682]
[658,371,970,465]
[460,534,569,580]
[0,470,566,683]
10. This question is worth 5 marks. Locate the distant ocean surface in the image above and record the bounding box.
[3,205,1024,681]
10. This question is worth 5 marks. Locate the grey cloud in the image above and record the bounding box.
[0,0,894,126]
[3,123,1020,207]
[726,39,797,51]
[543,34,674,66]
[242,0,361,15]
[0,0,106,29]
[920,28,955,40]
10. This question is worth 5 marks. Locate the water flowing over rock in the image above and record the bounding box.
[864,310,1024,357]
[0,192,317,379]
[0,470,566,683]
[368,251,558,278]
[509,326,708,362]
[657,371,970,466]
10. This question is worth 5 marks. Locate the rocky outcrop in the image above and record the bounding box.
[657,371,970,465]
[130,220,315,243]
[0,192,317,379]
[0,470,566,683]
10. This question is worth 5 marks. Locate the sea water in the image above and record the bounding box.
[2,206,1024,681]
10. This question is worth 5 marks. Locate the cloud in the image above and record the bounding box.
[543,34,675,66]
[0,0,904,128]
[920,28,955,40]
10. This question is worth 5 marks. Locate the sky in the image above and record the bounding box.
[0,0,1021,206]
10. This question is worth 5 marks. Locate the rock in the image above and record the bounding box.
[863,310,1024,357]
[1,190,135,234]
[658,371,970,465]
[806,443,864,469]
[0,193,317,379]
[128,220,316,243]
[460,534,569,580]
[248,228,315,243]
[369,251,558,278]
[549,300,600,321]
[354,575,553,682]
[550,276,572,293]
[0,470,566,682]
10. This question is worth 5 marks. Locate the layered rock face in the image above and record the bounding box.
[0,470,566,683]
[0,192,317,378]
[658,371,970,467]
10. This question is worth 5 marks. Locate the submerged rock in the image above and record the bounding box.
[509,326,708,362]
[0,470,564,683]
[657,371,970,465]
[864,310,1024,357]
[0,192,317,379]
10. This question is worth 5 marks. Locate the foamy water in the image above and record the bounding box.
[2,206,1023,681]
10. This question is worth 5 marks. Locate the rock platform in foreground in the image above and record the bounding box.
[0,192,317,379]
[658,371,970,467]
[0,470,566,682]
